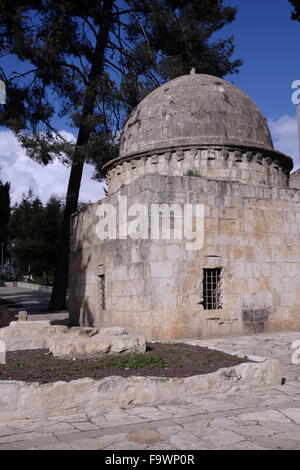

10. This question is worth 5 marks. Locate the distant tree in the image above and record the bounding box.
[9,190,64,283]
[290,0,300,21]
[0,0,242,310]
[42,195,64,284]
[0,178,11,264]
[9,189,45,276]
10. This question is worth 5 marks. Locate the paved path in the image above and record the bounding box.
[182,332,300,382]
[1,331,300,450]
[0,286,68,322]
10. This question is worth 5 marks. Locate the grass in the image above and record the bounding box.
[0,344,250,383]
[88,353,166,371]
[40,367,53,373]
[14,360,25,367]
[202,358,214,365]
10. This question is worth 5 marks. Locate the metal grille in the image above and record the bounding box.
[99,274,105,310]
[203,268,222,310]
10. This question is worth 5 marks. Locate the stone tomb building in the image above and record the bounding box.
[69,73,300,340]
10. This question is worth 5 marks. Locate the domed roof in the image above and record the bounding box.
[119,73,274,158]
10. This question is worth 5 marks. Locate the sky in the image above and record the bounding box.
[0,0,299,205]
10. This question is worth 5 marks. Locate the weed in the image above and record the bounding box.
[185,170,202,178]
[104,353,166,369]
[14,360,25,367]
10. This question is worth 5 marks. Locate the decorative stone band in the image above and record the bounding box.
[102,144,293,196]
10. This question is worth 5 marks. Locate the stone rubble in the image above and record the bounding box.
[0,320,146,357]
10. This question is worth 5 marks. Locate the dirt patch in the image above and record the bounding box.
[0,343,249,383]
[0,305,17,328]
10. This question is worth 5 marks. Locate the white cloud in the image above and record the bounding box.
[1,116,299,204]
[0,130,105,205]
[268,114,299,169]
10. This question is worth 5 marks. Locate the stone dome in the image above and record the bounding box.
[119,73,274,158]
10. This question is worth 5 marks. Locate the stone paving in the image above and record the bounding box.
[0,286,68,322]
[0,331,300,450]
[181,331,300,382]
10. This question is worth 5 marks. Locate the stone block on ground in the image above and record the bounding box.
[98,327,127,336]
[0,321,69,351]
[0,320,145,357]
[69,327,99,337]
[18,311,28,321]
[48,331,146,357]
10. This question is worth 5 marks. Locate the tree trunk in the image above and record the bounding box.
[48,0,115,311]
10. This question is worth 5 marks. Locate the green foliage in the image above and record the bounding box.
[0,0,242,309]
[88,353,166,370]
[0,0,242,179]
[126,0,242,81]
[290,0,300,21]
[9,190,64,277]
[0,179,11,259]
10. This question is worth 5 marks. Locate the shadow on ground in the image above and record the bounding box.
[0,286,69,324]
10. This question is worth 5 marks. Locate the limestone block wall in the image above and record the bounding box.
[70,174,300,340]
[105,146,290,195]
[289,169,300,189]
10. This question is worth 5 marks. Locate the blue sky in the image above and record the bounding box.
[3,0,298,122]
[223,0,298,119]
[1,0,300,204]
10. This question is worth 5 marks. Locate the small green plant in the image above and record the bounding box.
[88,361,104,370]
[215,352,225,358]
[185,170,202,178]
[165,348,175,353]
[40,367,52,373]
[103,353,166,370]
[222,370,237,380]
[14,360,25,367]
[202,358,214,365]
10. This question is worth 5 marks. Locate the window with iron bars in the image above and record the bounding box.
[203,268,222,310]
[98,274,105,310]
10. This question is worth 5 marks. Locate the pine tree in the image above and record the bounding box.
[9,189,45,275]
[0,178,11,264]
[9,191,63,280]
[0,0,242,309]
[290,0,300,21]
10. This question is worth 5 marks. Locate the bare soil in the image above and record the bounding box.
[0,343,249,383]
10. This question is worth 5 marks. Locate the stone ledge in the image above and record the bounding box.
[0,358,282,421]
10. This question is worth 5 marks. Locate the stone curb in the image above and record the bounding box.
[4,281,53,293]
[0,358,282,421]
